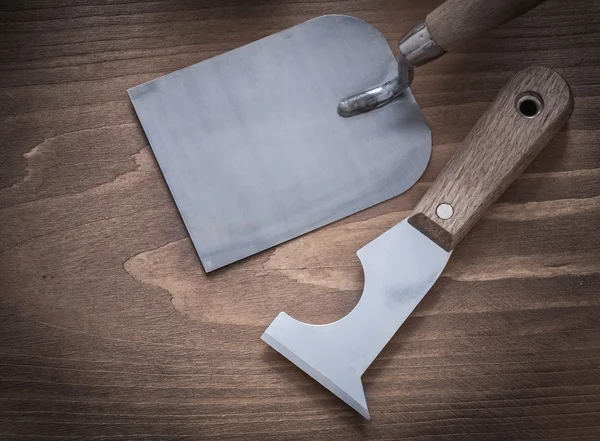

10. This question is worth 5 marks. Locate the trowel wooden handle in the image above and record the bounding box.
[408,66,573,251]
[426,0,546,52]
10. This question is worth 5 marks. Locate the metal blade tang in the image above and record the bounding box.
[338,21,444,117]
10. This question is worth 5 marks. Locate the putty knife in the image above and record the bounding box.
[262,66,574,418]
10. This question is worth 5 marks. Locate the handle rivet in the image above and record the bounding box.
[436,203,453,220]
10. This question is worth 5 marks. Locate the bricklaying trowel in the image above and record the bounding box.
[262,66,574,418]
[129,0,546,272]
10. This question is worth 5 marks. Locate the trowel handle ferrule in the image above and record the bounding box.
[339,0,547,117]
[401,0,547,68]
[408,66,573,251]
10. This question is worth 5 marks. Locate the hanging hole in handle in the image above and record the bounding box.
[517,93,543,118]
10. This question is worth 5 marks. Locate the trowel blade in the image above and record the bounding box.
[128,15,431,272]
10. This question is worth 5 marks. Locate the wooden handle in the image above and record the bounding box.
[425,0,546,52]
[408,66,573,251]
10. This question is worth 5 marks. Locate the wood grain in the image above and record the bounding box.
[0,0,599,440]
[409,66,574,250]
[426,0,546,52]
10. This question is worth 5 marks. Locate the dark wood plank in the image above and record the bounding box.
[1,0,599,439]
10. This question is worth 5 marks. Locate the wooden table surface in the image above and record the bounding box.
[1,1,599,439]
